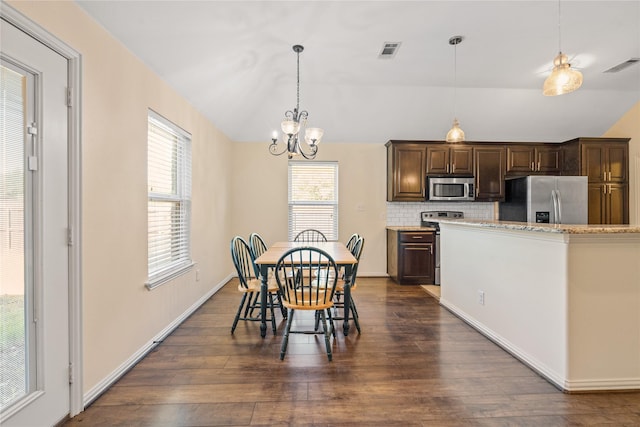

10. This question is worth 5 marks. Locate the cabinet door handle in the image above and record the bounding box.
[446,164,450,174]
[412,236,423,239]
[537,161,541,171]
[531,162,535,171]
[452,163,456,173]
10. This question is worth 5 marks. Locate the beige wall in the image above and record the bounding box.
[230,142,388,275]
[7,0,235,394]
[603,101,640,225]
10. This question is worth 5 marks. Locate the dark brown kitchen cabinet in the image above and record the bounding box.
[563,137,630,224]
[588,183,629,225]
[474,145,505,201]
[426,145,473,175]
[386,142,427,201]
[387,229,435,285]
[506,144,562,175]
[580,143,628,183]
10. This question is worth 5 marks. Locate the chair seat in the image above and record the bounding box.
[335,279,357,293]
[284,300,334,311]
[238,277,279,293]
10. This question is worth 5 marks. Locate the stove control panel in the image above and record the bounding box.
[421,211,464,220]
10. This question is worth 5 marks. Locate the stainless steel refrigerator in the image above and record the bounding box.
[499,176,588,224]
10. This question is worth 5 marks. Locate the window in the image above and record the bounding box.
[146,110,192,289]
[288,161,338,241]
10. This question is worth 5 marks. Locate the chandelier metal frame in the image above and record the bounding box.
[269,44,322,159]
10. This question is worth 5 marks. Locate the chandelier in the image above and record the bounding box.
[269,44,323,159]
[543,0,583,96]
[445,36,465,143]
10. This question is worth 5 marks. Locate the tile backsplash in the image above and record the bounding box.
[386,202,496,226]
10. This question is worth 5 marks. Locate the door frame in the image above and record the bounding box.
[1,4,83,418]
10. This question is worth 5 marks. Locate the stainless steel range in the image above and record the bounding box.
[421,211,464,285]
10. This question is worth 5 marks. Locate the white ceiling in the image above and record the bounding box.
[75,0,640,144]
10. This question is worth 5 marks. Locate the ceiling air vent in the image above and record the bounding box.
[604,58,640,73]
[379,42,401,59]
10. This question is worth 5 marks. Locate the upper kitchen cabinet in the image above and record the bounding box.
[562,137,630,224]
[386,141,428,201]
[580,143,628,183]
[426,144,473,175]
[474,145,506,201]
[506,144,562,176]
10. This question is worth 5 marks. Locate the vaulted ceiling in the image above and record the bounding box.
[76,1,640,144]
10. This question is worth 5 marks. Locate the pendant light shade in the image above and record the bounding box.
[446,36,465,143]
[543,52,583,96]
[543,0,583,96]
[445,118,465,143]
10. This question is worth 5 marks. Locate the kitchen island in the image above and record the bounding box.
[438,219,640,392]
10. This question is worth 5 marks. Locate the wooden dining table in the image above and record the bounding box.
[253,241,358,338]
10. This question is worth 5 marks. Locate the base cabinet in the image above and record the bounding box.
[587,183,629,225]
[387,229,435,284]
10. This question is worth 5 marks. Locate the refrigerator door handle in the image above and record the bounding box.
[556,190,563,224]
[550,190,559,224]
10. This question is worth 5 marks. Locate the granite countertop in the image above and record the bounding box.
[436,218,640,234]
[386,226,437,232]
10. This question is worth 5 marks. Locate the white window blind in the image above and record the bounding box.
[288,161,338,241]
[147,110,192,289]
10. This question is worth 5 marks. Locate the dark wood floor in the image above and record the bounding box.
[64,277,640,426]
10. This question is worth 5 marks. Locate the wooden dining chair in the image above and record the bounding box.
[248,232,287,319]
[230,236,279,335]
[293,229,328,243]
[345,233,359,252]
[274,247,339,361]
[328,236,364,334]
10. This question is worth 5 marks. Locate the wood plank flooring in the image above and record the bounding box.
[63,277,640,426]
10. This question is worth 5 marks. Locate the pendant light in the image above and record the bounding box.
[446,35,465,143]
[543,0,583,96]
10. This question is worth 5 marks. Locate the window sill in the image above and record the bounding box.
[146,261,195,290]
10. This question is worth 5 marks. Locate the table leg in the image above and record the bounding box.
[342,265,352,336]
[259,265,268,338]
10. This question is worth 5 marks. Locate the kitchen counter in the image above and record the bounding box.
[438,220,640,392]
[435,218,640,234]
[386,226,436,232]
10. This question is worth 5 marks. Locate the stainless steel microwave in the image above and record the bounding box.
[426,176,475,201]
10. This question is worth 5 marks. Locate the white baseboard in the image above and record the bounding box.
[440,297,640,392]
[83,273,234,406]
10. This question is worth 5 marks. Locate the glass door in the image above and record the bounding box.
[1,17,71,426]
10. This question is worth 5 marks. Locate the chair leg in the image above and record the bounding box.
[350,299,361,334]
[328,308,338,338]
[280,309,295,360]
[314,311,321,331]
[245,292,258,317]
[268,292,277,335]
[320,310,333,361]
[276,290,288,319]
[231,293,249,334]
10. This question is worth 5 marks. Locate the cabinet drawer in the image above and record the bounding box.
[399,232,434,243]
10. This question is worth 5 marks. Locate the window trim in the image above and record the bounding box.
[146,109,193,290]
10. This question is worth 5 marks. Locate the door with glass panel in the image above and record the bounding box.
[1,19,70,426]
